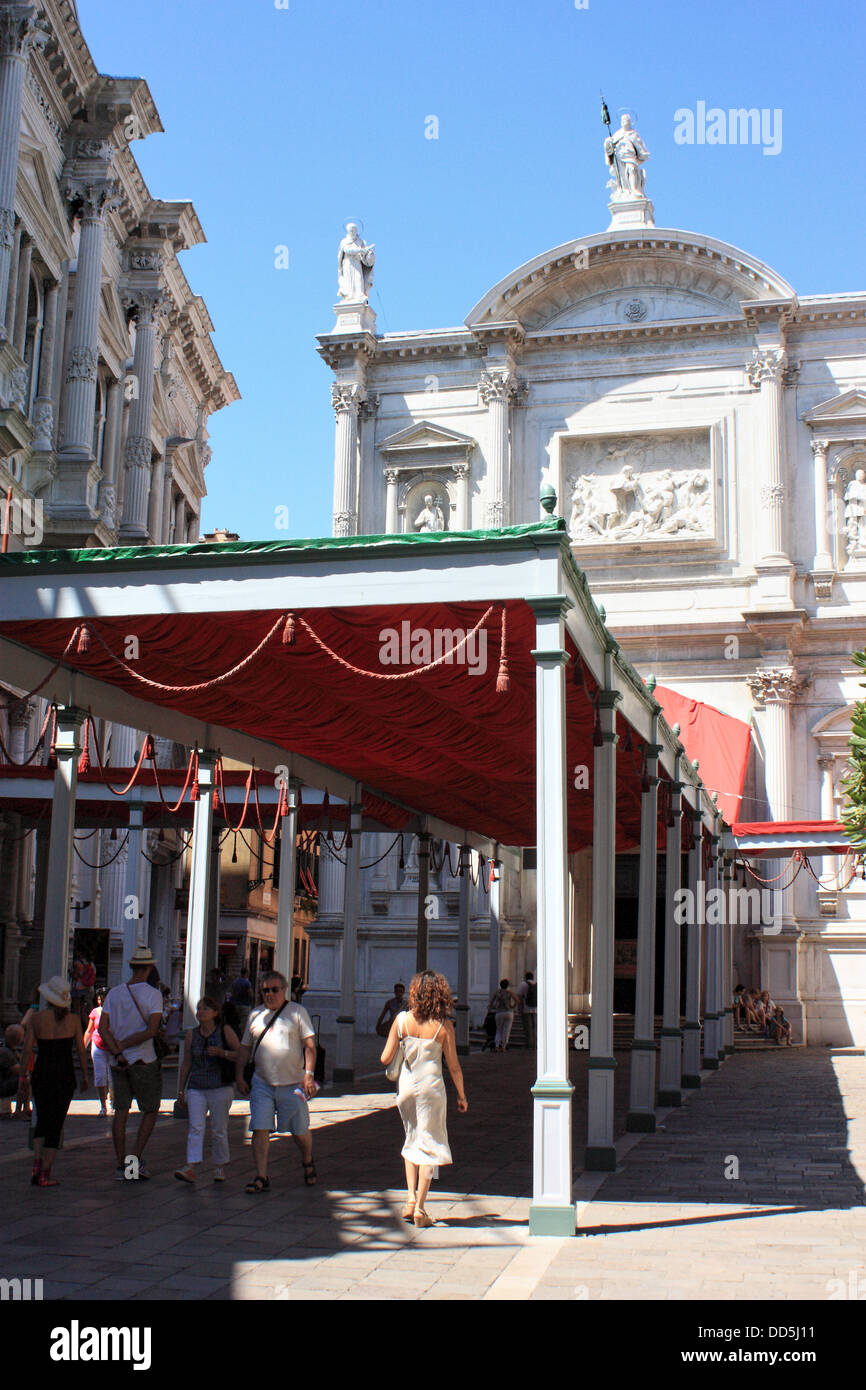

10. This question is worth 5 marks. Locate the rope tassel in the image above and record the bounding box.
[496,606,510,693]
[76,624,91,654]
[77,717,91,774]
[283,613,296,645]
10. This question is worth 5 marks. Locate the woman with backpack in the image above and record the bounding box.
[175,997,240,1185]
[488,979,519,1053]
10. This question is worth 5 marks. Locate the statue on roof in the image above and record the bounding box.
[338,222,376,303]
[605,113,650,201]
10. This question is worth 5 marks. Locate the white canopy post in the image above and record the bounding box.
[121,800,146,969]
[627,716,661,1132]
[702,837,721,1068]
[488,851,501,1001]
[204,826,221,975]
[658,760,684,1107]
[182,753,215,1031]
[682,802,704,1088]
[41,706,86,983]
[415,830,431,972]
[334,800,363,1082]
[528,596,574,1235]
[456,843,471,1056]
[586,652,621,1172]
[722,853,735,1055]
[274,779,300,982]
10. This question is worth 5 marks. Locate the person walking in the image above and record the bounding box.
[235,971,318,1194]
[83,989,112,1115]
[488,978,519,1052]
[175,997,240,1185]
[19,976,89,1187]
[375,982,407,1037]
[98,945,164,1181]
[380,970,468,1229]
[516,971,537,1050]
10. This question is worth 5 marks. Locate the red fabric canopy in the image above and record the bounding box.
[654,685,751,826]
[0,601,655,851]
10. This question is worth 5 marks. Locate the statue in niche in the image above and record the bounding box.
[605,113,650,200]
[844,468,866,554]
[338,222,375,302]
[414,492,446,532]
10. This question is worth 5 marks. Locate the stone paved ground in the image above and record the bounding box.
[1,1036,863,1301]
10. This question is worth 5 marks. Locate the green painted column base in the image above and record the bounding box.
[702,1056,720,1070]
[657,1089,682,1107]
[681,1074,701,1089]
[584,1145,617,1171]
[528,1203,576,1236]
[626,1111,656,1132]
[332,1067,355,1083]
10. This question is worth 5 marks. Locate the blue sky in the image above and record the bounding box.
[77,0,866,542]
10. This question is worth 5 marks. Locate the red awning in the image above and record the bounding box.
[654,686,752,825]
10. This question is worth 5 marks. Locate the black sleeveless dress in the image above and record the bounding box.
[32,1036,76,1148]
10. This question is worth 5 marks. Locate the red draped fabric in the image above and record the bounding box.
[654,685,752,826]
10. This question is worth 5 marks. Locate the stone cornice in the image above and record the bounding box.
[315,331,379,370]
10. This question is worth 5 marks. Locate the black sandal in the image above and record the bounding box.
[244,1175,270,1194]
[302,1161,317,1187]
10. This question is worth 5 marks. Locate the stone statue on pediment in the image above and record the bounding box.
[338,222,375,302]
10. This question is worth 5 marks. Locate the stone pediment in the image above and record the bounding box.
[380,421,475,463]
[803,389,866,438]
[466,231,795,335]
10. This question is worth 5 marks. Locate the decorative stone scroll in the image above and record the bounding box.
[566,431,713,546]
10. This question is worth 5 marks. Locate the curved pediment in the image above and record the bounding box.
[465,229,796,334]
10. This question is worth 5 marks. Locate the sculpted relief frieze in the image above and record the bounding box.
[565,430,714,547]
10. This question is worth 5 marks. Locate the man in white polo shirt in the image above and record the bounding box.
[236,970,317,1194]
[99,945,164,1181]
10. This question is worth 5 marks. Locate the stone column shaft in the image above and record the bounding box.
[702,844,722,1067]
[31,279,59,450]
[812,439,832,570]
[585,679,621,1170]
[384,468,398,533]
[274,785,299,982]
[0,5,45,328]
[480,368,517,528]
[12,230,30,355]
[121,301,161,535]
[332,383,362,536]
[59,197,113,459]
[4,220,20,337]
[627,733,660,1131]
[748,348,788,562]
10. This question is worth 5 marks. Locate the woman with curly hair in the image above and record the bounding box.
[380,969,468,1228]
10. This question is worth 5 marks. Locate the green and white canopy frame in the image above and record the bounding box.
[0,517,726,1236]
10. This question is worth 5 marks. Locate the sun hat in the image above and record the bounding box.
[128,944,157,967]
[39,976,71,1009]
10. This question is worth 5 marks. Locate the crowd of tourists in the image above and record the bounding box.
[733,985,793,1044]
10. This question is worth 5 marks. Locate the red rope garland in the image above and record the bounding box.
[293,605,499,683]
[737,851,804,889]
[82,615,287,694]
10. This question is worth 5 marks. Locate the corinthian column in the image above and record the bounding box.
[0,4,46,333]
[747,668,809,923]
[331,382,363,536]
[120,288,166,538]
[479,368,520,528]
[811,438,833,579]
[30,278,59,451]
[58,158,119,460]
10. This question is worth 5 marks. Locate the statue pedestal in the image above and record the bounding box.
[607,196,655,231]
[332,300,376,335]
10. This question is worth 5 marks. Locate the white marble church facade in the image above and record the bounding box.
[311,153,866,1047]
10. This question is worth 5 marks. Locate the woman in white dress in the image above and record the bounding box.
[380,970,468,1228]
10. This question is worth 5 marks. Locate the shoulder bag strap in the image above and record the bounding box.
[250,1001,287,1064]
[126,982,151,1025]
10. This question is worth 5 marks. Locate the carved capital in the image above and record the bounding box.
[485,498,507,528]
[7,698,34,730]
[810,438,830,460]
[760,482,785,508]
[122,286,169,327]
[333,509,357,537]
[479,369,520,406]
[64,178,121,223]
[816,753,836,772]
[383,468,399,486]
[124,435,153,470]
[65,346,97,384]
[331,382,363,417]
[746,668,810,707]
[0,5,49,61]
[0,207,15,251]
[451,461,470,480]
[746,347,786,388]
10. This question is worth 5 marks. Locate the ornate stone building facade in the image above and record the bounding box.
[313,139,866,1046]
[0,0,239,1016]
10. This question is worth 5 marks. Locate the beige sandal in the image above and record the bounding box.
[413,1208,435,1228]
[401,1200,416,1221]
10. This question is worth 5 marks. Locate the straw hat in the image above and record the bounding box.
[128,944,156,968]
[39,976,71,1009]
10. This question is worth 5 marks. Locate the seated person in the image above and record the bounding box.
[733,984,747,1027]
[773,1007,793,1046]
[744,989,762,1032]
[759,990,775,1036]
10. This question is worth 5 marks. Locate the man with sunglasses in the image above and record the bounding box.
[236,971,318,1194]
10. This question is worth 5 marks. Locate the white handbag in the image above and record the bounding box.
[385,1013,407,1082]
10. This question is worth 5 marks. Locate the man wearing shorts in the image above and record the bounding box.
[236,970,317,1193]
[99,945,163,1181]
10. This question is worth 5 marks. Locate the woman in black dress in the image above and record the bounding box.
[19,976,90,1187]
